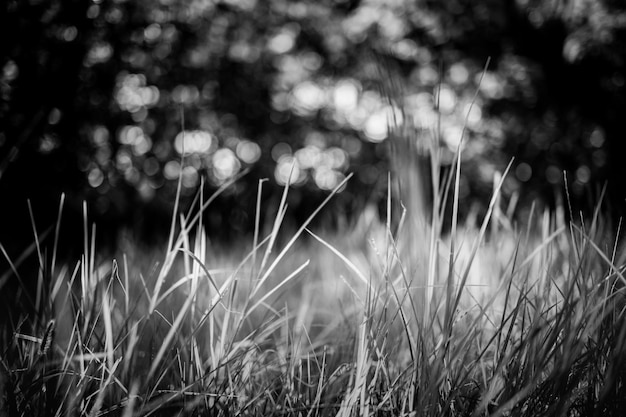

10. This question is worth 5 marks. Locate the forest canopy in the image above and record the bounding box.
[1,0,626,247]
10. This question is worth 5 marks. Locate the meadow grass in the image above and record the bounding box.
[2,74,626,415]
[1,149,626,417]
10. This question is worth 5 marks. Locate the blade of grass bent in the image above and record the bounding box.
[306,228,369,289]
[444,125,463,336]
[147,261,200,381]
[88,358,122,417]
[176,249,221,294]
[259,163,294,278]
[252,173,353,296]
[571,223,626,286]
[246,260,310,317]
[149,170,248,312]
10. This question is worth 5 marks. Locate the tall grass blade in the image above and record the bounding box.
[253,173,353,295]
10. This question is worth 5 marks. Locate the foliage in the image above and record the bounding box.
[2,0,626,249]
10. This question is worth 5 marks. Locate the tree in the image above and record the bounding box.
[2,0,625,255]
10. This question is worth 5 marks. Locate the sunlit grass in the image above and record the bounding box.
[1,151,625,416]
[2,78,626,415]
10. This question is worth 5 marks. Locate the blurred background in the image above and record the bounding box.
[1,0,626,255]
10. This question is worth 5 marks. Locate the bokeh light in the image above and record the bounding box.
[290,81,326,115]
[115,73,160,113]
[212,148,241,182]
[275,156,306,186]
[236,140,261,164]
[4,0,625,239]
[174,130,214,154]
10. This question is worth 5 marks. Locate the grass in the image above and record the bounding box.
[2,101,626,415]
[2,160,625,417]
